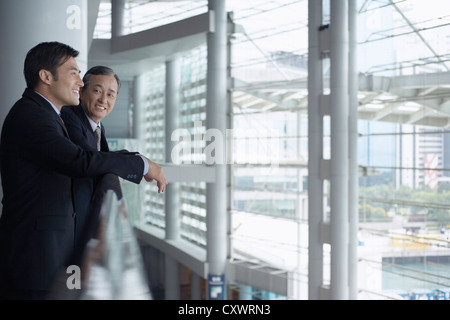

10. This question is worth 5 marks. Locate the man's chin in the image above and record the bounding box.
[94,111,107,118]
[68,100,80,107]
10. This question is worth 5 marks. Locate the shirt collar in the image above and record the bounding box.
[35,91,60,116]
[83,110,101,132]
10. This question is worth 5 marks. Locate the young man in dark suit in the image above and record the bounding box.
[61,66,124,245]
[0,41,167,300]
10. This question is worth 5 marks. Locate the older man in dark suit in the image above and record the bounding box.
[0,41,167,300]
[61,66,124,246]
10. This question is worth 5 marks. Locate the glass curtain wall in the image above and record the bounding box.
[141,46,208,247]
[94,0,450,300]
[356,0,450,300]
[229,0,450,300]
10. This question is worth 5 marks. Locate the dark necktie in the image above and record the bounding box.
[95,125,101,151]
[58,113,64,125]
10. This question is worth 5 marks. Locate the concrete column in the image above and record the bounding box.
[330,0,349,300]
[111,0,126,37]
[348,0,359,300]
[226,13,233,266]
[0,0,88,211]
[163,57,181,300]
[165,57,181,240]
[206,0,227,300]
[307,0,324,300]
[134,73,150,224]
[133,73,146,141]
[295,112,302,299]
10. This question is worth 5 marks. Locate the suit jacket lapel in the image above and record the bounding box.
[74,105,98,149]
[75,104,109,152]
[56,114,70,137]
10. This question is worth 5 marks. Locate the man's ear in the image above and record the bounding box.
[38,69,53,85]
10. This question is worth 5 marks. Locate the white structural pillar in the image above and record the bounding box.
[307,0,324,300]
[308,0,356,300]
[164,57,181,299]
[330,0,349,300]
[0,0,88,211]
[165,57,181,241]
[206,0,228,300]
[348,0,359,300]
[111,0,126,37]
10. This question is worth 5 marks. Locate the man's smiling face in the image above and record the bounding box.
[46,56,84,109]
[80,74,118,123]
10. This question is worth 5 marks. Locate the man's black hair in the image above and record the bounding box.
[24,41,79,89]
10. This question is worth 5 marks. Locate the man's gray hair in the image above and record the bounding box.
[82,65,121,93]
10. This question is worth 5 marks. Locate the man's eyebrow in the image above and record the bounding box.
[70,66,81,74]
[93,83,117,94]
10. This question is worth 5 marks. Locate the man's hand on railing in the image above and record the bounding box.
[143,157,168,193]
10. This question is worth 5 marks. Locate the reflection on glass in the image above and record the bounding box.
[80,191,152,300]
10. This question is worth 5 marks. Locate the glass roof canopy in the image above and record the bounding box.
[93,0,450,128]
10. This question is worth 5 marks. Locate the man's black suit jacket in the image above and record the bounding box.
[60,104,121,244]
[0,89,143,297]
[61,104,110,154]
